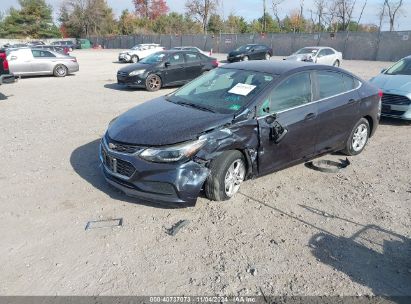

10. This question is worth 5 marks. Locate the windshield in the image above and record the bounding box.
[295,48,319,55]
[235,45,253,52]
[385,58,411,75]
[167,68,276,114]
[140,52,166,64]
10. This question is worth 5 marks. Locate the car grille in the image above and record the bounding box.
[105,137,142,154]
[382,93,411,105]
[101,147,136,178]
[117,71,128,77]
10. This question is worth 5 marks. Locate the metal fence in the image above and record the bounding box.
[90,31,411,61]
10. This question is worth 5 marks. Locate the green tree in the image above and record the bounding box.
[61,0,118,37]
[118,9,137,35]
[208,14,224,34]
[0,0,60,38]
[225,14,248,33]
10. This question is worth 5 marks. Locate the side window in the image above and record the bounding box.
[342,74,360,91]
[317,49,327,57]
[326,49,335,55]
[185,53,200,63]
[32,50,55,58]
[259,72,312,115]
[317,71,346,99]
[168,53,184,65]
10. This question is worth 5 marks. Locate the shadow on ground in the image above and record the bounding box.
[240,193,411,300]
[0,92,11,100]
[70,138,181,209]
[103,83,138,91]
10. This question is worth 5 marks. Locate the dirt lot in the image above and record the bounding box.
[0,50,410,296]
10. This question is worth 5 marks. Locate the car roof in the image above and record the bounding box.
[222,60,337,75]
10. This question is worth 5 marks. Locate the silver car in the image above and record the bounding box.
[284,46,343,67]
[7,48,79,77]
[370,55,411,120]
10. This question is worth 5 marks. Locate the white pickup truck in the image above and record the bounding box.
[118,44,165,63]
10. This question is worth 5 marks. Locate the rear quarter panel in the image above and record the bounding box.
[358,80,380,137]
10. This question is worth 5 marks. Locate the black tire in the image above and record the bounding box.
[53,64,68,77]
[341,118,370,156]
[265,53,271,60]
[145,74,162,92]
[243,55,249,61]
[333,60,340,67]
[131,55,139,63]
[204,150,246,201]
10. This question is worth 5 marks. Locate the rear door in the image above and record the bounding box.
[183,52,203,81]
[313,70,361,153]
[257,71,319,175]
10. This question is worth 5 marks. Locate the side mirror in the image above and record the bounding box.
[164,61,171,67]
[381,69,387,73]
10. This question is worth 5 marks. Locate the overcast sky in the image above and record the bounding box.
[2,0,411,31]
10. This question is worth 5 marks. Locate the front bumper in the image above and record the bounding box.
[117,73,146,88]
[227,56,242,62]
[118,54,131,62]
[99,138,209,206]
[381,104,411,120]
[0,74,16,84]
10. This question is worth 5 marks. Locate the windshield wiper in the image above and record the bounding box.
[175,101,216,113]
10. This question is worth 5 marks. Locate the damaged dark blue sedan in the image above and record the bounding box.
[100,61,381,206]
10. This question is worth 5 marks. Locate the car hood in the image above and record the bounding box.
[107,97,233,146]
[370,74,411,94]
[118,63,152,73]
[228,50,244,57]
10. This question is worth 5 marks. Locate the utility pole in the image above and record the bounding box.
[263,0,267,32]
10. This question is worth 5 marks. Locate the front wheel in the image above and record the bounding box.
[131,55,139,63]
[53,64,68,77]
[333,60,340,67]
[265,53,271,60]
[205,151,246,201]
[342,118,370,156]
[243,56,249,61]
[145,74,162,92]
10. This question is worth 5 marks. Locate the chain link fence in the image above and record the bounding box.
[90,31,411,61]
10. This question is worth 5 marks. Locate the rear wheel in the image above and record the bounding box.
[265,53,271,60]
[145,74,162,92]
[333,60,340,67]
[243,56,249,61]
[204,151,246,201]
[53,64,68,77]
[342,118,370,156]
[131,55,139,63]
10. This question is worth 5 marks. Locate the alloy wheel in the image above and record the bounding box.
[224,159,245,197]
[148,75,161,90]
[352,123,368,152]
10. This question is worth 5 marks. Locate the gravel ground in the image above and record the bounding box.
[0,50,410,296]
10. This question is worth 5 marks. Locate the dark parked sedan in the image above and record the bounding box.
[117,50,219,91]
[227,44,273,62]
[101,61,380,206]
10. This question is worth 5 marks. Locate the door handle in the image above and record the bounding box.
[348,98,357,104]
[305,113,317,120]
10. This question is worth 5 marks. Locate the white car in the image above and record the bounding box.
[284,47,343,67]
[171,46,210,56]
[118,44,164,63]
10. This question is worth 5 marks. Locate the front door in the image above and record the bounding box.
[31,50,55,73]
[257,71,319,175]
[163,53,186,84]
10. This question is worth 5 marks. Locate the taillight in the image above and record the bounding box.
[378,89,383,98]
[0,52,9,71]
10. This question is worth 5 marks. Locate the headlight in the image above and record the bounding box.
[139,139,206,163]
[129,69,145,76]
